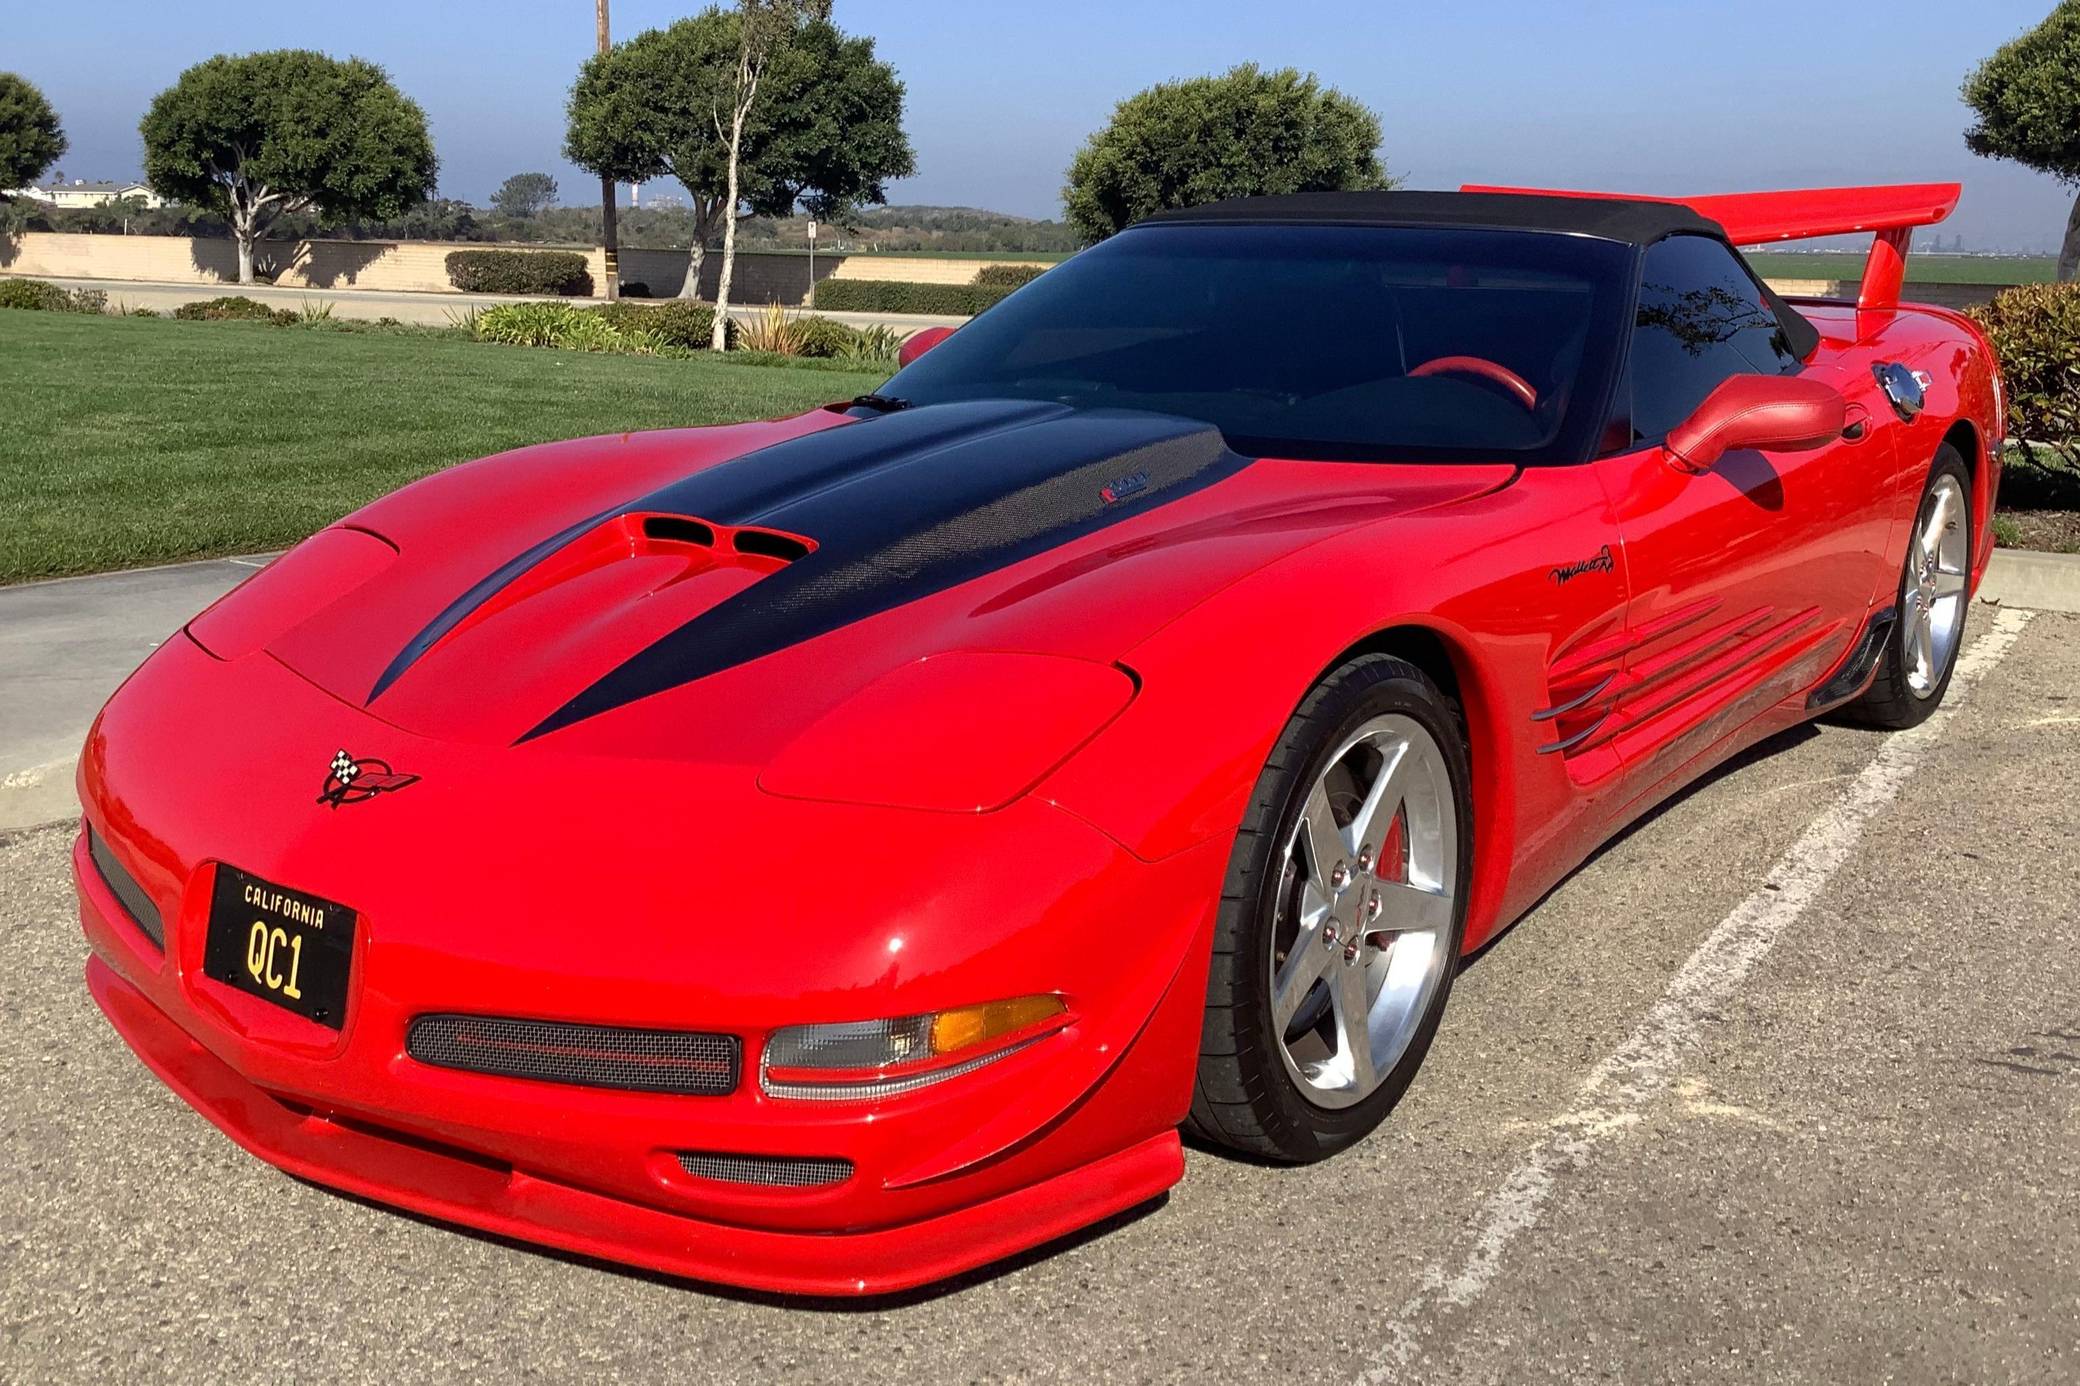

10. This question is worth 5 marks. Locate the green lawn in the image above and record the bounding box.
[1746,252,2058,285]
[0,312,885,583]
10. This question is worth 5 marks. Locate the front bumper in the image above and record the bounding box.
[73,635,1220,1295]
[84,951,1180,1296]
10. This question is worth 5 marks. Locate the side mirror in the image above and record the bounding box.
[1664,375,1848,473]
[898,325,955,368]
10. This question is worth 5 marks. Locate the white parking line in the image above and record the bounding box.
[1359,606,2037,1382]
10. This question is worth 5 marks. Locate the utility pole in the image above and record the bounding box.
[596,0,620,300]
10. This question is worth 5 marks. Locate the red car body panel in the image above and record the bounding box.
[75,186,2003,1294]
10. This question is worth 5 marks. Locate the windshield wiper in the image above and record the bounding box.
[849,392,913,413]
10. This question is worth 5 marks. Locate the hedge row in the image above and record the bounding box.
[445,249,593,296]
[0,278,108,313]
[813,278,1016,315]
[973,263,1049,289]
[1969,283,2080,468]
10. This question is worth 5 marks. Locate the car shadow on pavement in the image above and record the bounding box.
[298,1176,1170,1310]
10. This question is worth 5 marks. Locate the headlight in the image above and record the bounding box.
[760,995,1067,1100]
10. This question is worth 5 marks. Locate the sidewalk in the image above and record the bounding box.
[3,273,967,332]
[0,556,263,833]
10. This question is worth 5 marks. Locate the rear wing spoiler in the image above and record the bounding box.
[1460,182,1962,313]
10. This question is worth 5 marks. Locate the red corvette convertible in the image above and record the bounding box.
[76,185,2000,1295]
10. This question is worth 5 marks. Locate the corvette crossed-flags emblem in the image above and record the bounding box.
[317,749,420,809]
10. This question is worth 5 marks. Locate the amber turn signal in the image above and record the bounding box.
[928,995,1066,1057]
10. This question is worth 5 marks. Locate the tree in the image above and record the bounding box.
[565,5,904,306]
[1062,65,1390,244]
[744,21,915,222]
[567,11,738,298]
[0,73,67,195]
[1964,2,2080,281]
[140,51,437,284]
[709,1,835,346]
[492,171,558,219]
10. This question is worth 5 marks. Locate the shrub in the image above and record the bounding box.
[620,282,652,298]
[839,324,904,369]
[812,279,1015,315]
[974,263,1048,289]
[472,301,599,347]
[445,249,594,296]
[473,300,690,357]
[737,303,809,356]
[587,299,733,349]
[792,314,863,359]
[0,278,107,313]
[173,296,295,324]
[1970,283,2080,466]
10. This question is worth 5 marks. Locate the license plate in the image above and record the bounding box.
[203,865,357,1029]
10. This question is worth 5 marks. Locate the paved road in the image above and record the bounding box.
[3,606,2074,1383]
[9,274,967,332]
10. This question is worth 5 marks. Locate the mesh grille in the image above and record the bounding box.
[407,1014,738,1095]
[676,1151,854,1188]
[88,829,164,949]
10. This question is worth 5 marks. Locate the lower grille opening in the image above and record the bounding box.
[88,828,165,950]
[676,1151,854,1188]
[407,1015,740,1096]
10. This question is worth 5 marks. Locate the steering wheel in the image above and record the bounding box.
[1408,356,1539,411]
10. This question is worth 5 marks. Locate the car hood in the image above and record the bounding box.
[219,400,1511,763]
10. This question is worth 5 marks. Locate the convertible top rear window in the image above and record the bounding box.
[879,224,1634,464]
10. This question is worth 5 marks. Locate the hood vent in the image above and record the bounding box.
[641,515,716,547]
[731,528,813,563]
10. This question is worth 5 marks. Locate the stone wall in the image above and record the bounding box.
[0,231,1057,304]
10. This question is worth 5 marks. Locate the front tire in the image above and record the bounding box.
[1187,655,1471,1163]
[1849,446,1972,729]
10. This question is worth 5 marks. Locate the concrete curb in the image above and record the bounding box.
[1978,548,2080,615]
[0,758,77,837]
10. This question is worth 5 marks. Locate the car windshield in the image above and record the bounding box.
[878,223,1634,464]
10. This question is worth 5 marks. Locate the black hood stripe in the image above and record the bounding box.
[371,401,1254,739]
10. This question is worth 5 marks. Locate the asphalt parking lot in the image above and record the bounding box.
[3,603,2076,1384]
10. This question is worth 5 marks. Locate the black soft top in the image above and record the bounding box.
[1138,189,1726,245]
[1138,189,1821,362]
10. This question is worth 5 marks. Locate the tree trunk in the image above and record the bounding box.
[711,111,747,349]
[236,225,255,285]
[2060,191,2080,284]
[679,242,708,300]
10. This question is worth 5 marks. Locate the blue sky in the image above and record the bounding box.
[12,0,2075,250]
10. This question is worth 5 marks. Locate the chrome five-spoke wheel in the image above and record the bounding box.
[1189,654,1471,1162]
[1268,714,1457,1108]
[1903,471,1968,700]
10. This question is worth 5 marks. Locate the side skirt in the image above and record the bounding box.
[1804,608,1897,711]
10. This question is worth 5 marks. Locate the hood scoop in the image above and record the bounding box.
[366,510,814,703]
[363,399,1252,745]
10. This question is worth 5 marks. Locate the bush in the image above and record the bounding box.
[793,314,863,359]
[812,278,1015,315]
[445,249,594,296]
[620,281,652,298]
[587,299,733,349]
[474,300,692,357]
[1970,283,2080,466]
[973,263,1048,289]
[0,278,107,313]
[173,296,295,324]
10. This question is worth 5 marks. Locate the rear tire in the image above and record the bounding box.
[1849,446,1972,730]
[1187,655,1471,1163]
